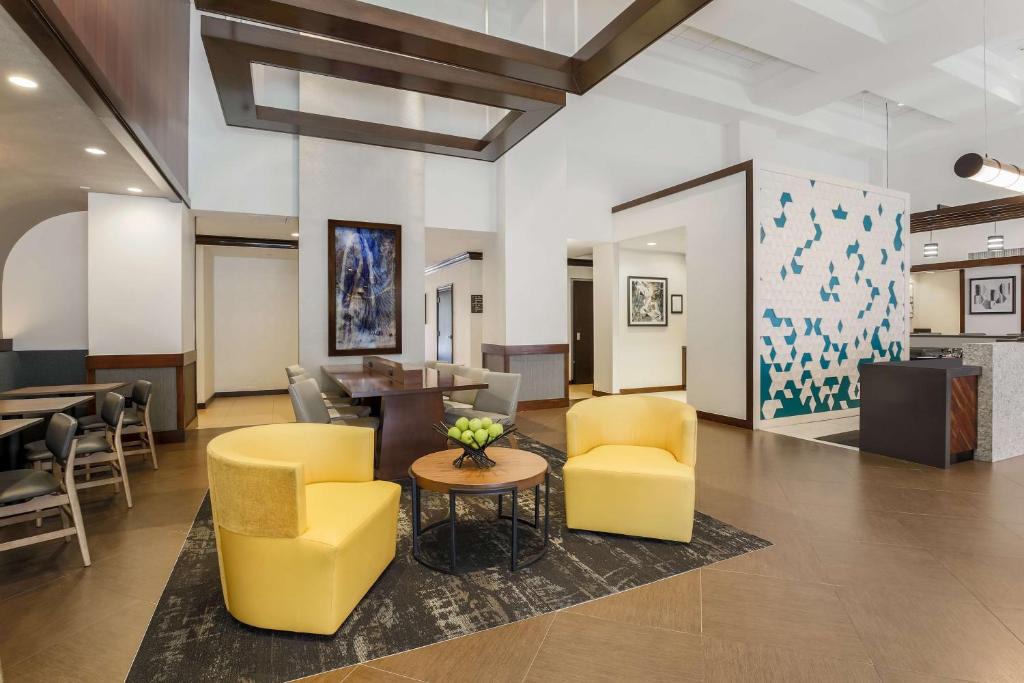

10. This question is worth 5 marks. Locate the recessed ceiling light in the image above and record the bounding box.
[647,242,657,246]
[290,232,300,237]
[126,187,143,193]
[7,75,38,89]
[79,186,91,190]
[84,147,106,156]
[896,102,905,107]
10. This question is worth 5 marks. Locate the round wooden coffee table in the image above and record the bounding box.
[409,447,550,573]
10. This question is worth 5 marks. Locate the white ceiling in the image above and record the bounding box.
[425,227,494,264]
[193,211,299,239]
[619,227,688,255]
[625,0,1024,156]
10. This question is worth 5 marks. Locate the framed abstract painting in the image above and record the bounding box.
[969,276,1016,315]
[328,220,402,355]
[627,276,668,326]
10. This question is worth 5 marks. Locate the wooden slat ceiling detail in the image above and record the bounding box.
[910,195,1024,233]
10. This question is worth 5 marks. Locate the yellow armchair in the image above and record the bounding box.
[564,396,697,542]
[207,423,400,635]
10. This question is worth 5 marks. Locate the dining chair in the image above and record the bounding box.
[26,393,133,509]
[287,370,369,416]
[289,379,379,430]
[0,413,91,566]
[120,380,158,470]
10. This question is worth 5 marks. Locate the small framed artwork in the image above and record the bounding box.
[670,294,684,315]
[969,276,1016,315]
[627,276,668,326]
[328,220,402,355]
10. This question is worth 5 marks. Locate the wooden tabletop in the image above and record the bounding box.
[0,382,130,398]
[0,417,44,438]
[0,395,93,417]
[410,448,549,494]
[323,366,488,399]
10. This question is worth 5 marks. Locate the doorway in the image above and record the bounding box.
[436,284,454,363]
[571,279,594,384]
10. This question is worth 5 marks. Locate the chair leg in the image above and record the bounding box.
[146,424,158,470]
[66,489,91,566]
[115,448,133,509]
[59,505,71,543]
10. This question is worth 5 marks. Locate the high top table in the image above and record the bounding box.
[322,357,488,480]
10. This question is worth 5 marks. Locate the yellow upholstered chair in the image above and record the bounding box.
[564,396,697,542]
[207,423,400,635]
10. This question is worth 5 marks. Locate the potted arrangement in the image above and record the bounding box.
[432,416,517,468]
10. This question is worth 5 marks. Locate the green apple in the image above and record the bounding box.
[481,417,493,429]
[468,418,483,432]
[447,426,462,439]
[487,423,504,438]
[455,417,470,432]
[474,428,489,445]
[460,430,475,445]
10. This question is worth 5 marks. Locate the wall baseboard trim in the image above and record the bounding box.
[518,398,570,411]
[696,411,752,429]
[620,385,685,394]
[591,389,612,397]
[200,388,289,408]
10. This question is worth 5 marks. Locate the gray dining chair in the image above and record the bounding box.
[286,367,366,413]
[26,392,133,509]
[0,413,91,566]
[445,366,484,406]
[289,378,379,430]
[444,371,521,425]
[118,380,158,470]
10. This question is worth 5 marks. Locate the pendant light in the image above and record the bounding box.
[923,230,939,258]
[952,0,1024,193]
[987,222,1004,251]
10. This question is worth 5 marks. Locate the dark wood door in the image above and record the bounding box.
[571,279,594,384]
[436,285,453,363]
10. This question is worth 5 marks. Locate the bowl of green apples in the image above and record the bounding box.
[433,416,518,468]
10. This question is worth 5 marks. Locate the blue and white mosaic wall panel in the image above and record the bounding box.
[758,170,909,421]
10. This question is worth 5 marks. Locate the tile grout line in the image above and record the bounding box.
[361,662,427,681]
[518,612,557,683]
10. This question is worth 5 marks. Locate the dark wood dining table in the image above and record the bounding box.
[0,382,130,399]
[0,396,94,470]
[0,418,44,470]
[322,357,488,480]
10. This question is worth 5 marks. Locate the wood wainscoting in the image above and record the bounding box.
[86,351,197,442]
[481,343,569,410]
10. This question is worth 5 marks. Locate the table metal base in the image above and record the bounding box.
[411,472,550,574]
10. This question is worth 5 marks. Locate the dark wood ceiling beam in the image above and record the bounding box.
[200,16,563,162]
[573,0,715,93]
[910,195,1024,233]
[195,0,577,92]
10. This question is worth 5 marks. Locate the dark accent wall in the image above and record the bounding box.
[0,349,88,392]
[45,0,191,196]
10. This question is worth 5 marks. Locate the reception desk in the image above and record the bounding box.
[860,359,981,468]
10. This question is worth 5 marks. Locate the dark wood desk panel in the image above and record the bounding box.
[322,364,489,480]
[0,382,130,398]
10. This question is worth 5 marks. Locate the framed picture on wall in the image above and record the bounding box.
[969,276,1016,315]
[670,294,684,314]
[627,276,668,326]
[328,220,402,355]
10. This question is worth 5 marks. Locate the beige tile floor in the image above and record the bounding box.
[4,398,1024,681]
[191,393,295,429]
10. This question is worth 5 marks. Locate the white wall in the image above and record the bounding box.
[188,7,299,217]
[616,249,686,390]
[963,264,1022,336]
[196,245,215,402]
[612,173,747,418]
[211,247,298,392]
[910,271,960,334]
[2,212,88,350]
[592,244,617,394]
[298,73,426,373]
[87,193,191,355]
[424,258,483,368]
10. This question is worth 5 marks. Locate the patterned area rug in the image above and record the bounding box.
[127,436,770,682]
